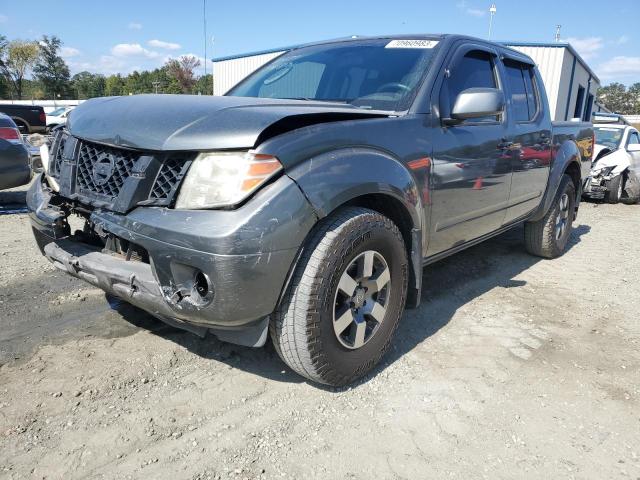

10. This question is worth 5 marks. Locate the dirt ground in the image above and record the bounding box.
[0,185,639,480]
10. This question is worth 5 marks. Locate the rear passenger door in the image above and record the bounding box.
[428,45,512,256]
[501,56,552,223]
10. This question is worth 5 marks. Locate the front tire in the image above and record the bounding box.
[524,174,576,259]
[270,207,408,386]
[605,173,624,204]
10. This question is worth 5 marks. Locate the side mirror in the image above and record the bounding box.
[446,87,505,124]
[627,144,640,153]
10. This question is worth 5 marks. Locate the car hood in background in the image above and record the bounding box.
[67,95,389,151]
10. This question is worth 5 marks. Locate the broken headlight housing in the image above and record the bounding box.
[175,151,282,209]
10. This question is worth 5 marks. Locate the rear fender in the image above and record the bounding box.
[529,139,582,222]
[287,148,424,307]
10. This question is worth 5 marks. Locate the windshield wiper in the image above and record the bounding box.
[283,97,349,103]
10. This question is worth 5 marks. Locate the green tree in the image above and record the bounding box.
[194,74,213,95]
[628,83,640,115]
[0,38,40,99]
[597,83,634,114]
[72,71,105,98]
[33,35,71,99]
[105,74,126,96]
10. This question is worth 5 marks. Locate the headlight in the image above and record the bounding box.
[595,166,615,177]
[175,151,282,209]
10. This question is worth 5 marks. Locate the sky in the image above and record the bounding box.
[0,0,639,85]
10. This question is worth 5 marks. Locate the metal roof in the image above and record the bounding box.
[212,36,599,84]
[502,41,600,84]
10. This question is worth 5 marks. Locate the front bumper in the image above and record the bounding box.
[582,175,609,199]
[27,174,317,346]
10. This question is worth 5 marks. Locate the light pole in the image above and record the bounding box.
[488,3,497,40]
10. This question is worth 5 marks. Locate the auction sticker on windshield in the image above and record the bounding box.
[385,40,439,49]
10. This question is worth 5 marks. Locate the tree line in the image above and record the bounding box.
[0,35,213,100]
[595,83,640,115]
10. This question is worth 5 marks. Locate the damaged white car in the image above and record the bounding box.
[583,119,640,204]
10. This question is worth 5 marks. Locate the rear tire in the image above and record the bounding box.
[605,173,624,204]
[270,207,408,386]
[524,174,576,259]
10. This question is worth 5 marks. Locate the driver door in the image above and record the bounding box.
[427,45,512,256]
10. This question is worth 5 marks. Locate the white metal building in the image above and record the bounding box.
[213,40,604,121]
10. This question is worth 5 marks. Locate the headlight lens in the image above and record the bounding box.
[596,166,615,176]
[175,151,282,209]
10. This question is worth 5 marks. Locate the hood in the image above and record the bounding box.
[592,144,609,160]
[67,94,388,151]
[592,147,631,173]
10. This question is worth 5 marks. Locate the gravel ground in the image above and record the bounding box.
[0,185,639,479]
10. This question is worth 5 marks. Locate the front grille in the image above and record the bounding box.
[75,141,139,198]
[150,155,190,201]
[49,131,192,211]
[49,129,68,178]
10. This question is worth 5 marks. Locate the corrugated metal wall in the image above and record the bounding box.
[213,51,285,95]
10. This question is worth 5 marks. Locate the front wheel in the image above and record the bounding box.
[605,173,624,204]
[270,207,408,386]
[524,174,576,259]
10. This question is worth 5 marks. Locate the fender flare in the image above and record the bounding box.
[287,147,424,307]
[528,139,582,222]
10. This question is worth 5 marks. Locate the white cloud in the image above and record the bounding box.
[60,47,81,58]
[111,43,159,59]
[456,1,486,17]
[0,14,7,23]
[597,56,640,79]
[148,39,181,50]
[128,22,142,30]
[564,37,603,60]
[466,8,486,17]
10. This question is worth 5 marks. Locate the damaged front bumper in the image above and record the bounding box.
[27,174,317,347]
[582,174,609,199]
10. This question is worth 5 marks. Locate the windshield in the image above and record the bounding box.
[227,39,439,111]
[49,107,67,116]
[595,127,624,149]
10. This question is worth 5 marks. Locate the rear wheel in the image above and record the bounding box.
[605,173,624,204]
[270,207,408,386]
[524,174,576,259]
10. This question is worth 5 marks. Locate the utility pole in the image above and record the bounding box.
[555,25,562,43]
[488,3,497,40]
[211,35,216,95]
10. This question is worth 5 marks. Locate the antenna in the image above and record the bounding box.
[555,25,562,43]
[203,0,207,78]
[488,4,497,40]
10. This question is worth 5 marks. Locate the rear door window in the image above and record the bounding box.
[504,59,539,122]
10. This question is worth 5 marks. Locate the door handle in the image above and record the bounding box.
[497,138,514,150]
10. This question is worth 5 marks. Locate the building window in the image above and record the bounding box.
[583,93,594,121]
[574,85,585,119]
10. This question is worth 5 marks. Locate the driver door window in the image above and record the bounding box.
[442,50,499,123]
[627,131,640,148]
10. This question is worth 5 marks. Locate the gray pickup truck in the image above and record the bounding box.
[27,35,592,386]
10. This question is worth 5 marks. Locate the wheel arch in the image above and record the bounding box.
[282,148,425,309]
[11,116,30,132]
[529,139,583,222]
